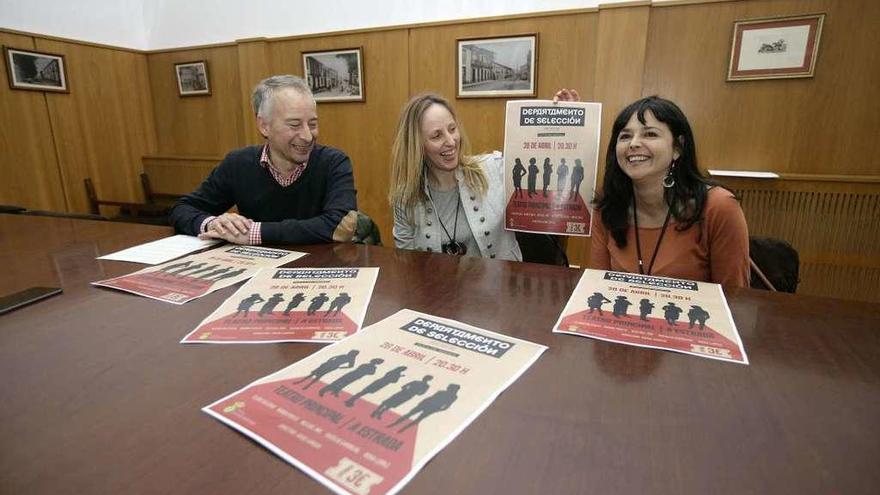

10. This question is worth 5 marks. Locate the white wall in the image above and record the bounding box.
[0,0,642,51]
[0,0,148,49]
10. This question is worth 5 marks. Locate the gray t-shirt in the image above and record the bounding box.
[428,185,479,257]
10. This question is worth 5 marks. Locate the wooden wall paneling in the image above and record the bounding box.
[0,32,67,211]
[236,39,272,145]
[642,0,880,177]
[267,29,411,244]
[566,4,652,268]
[408,13,598,156]
[37,39,157,213]
[147,45,244,156]
[142,155,223,195]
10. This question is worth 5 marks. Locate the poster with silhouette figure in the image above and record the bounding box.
[553,269,748,364]
[93,246,306,304]
[203,309,546,495]
[503,100,601,236]
[181,267,379,343]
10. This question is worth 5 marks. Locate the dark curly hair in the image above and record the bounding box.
[594,96,719,247]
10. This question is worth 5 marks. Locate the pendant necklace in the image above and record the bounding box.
[632,194,672,276]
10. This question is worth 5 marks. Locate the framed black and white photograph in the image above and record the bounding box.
[727,14,825,81]
[175,60,211,96]
[4,46,68,93]
[302,48,364,102]
[457,34,537,98]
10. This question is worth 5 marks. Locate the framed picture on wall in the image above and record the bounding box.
[175,60,211,96]
[3,46,69,93]
[727,14,825,81]
[457,34,537,98]
[302,48,365,102]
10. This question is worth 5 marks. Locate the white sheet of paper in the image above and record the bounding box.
[708,169,779,179]
[98,235,221,265]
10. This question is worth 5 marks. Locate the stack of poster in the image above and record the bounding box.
[553,270,748,364]
[503,100,601,236]
[204,309,547,495]
[93,245,306,304]
[181,267,379,344]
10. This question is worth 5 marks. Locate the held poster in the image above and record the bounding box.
[181,267,379,344]
[553,270,748,364]
[204,309,547,495]
[93,245,306,304]
[503,100,601,236]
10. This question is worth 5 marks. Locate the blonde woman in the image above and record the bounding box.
[389,94,522,260]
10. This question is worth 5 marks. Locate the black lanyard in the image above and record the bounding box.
[632,197,672,276]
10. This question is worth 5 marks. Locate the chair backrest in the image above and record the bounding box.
[749,236,799,293]
[515,232,569,266]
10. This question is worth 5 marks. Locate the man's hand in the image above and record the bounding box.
[207,213,252,236]
[199,213,253,244]
[553,88,581,103]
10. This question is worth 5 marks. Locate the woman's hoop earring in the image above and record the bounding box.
[663,161,676,188]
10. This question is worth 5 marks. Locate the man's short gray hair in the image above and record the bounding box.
[252,75,314,118]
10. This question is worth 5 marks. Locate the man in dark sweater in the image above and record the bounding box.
[170,75,357,245]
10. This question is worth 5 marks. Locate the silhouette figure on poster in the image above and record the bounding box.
[556,158,569,193]
[325,292,352,317]
[319,358,384,398]
[186,263,220,277]
[307,292,330,315]
[236,293,265,317]
[687,305,710,330]
[344,366,407,408]
[662,302,683,326]
[542,157,552,197]
[612,295,632,317]
[587,292,611,315]
[210,267,246,281]
[258,293,284,317]
[569,158,585,201]
[169,262,205,276]
[512,158,526,198]
[527,158,539,198]
[292,349,359,390]
[389,383,460,433]
[160,260,191,273]
[197,266,230,279]
[370,374,433,420]
[639,298,655,321]
[283,292,306,315]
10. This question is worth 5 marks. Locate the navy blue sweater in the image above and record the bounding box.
[170,144,357,244]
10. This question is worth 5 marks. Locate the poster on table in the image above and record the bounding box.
[181,267,379,344]
[553,269,748,364]
[204,309,547,495]
[93,245,306,304]
[503,100,601,236]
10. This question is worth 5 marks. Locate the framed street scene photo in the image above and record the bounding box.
[302,48,364,102]
[4,46,68,92]
[727,14,825,81]
[175,60,211,96]
[457,34,537,98]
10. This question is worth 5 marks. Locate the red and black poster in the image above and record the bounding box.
[553,269,748,364]
[181,267,379,343]
[93,245,306,304]
[204,309,546,495]
[503,100,601,236]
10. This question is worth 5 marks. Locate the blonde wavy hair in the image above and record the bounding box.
[389,94,488,221]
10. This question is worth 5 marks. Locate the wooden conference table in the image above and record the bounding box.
[1,214,878,495]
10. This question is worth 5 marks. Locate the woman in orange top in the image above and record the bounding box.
[588,96,749,290]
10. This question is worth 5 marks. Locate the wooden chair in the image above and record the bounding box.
[84,177,170,225]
